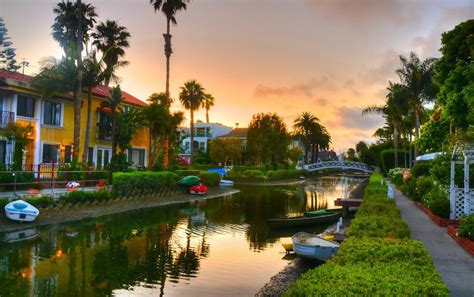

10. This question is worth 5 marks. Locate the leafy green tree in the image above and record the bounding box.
[287,146,303,165]
[0,18,20,71]
[209,138,242,165]
[346,148,356,159]
[355,141,368,158]
[396,52,437,158]
[91,20,131,86]
[434,19,474,139]
[247,113,290,166]
[414,115,450,154]
[179,80,205,164]
[101,86,124,157]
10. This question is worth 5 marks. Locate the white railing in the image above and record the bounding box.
[451,187,474,219]
[301,161,376,173]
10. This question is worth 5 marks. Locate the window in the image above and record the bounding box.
[17,95,35,118]
[87,147,94,165]
[43,100,61,126]
[97,111,112,140]
[64,146,72,163]
[42,144,59,163]
[128,148,145,167]
[0,140,6,164]
[196,127,206,137]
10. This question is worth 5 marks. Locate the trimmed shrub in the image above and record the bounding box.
[348,216,410,239]
[198,172,221,186]
[410,161,432,178]
[112,171,178,197]
[175,170,201,177]
[24,196,54,208]
[266,170,302,181]
[60,190,111,204]
[388,168,404,186]
[243,170,267,181]
[458,213,474,240]
[422,186,450,219]
[415,176,434,202]
[380,149,408,175]
[0,171,35,190]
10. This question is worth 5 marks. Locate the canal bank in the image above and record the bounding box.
[256,178,368,296]
[0,187,239,233]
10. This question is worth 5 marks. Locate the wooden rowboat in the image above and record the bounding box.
[292,232,340,261]
[267,210,340,228]
[303,209,340,217]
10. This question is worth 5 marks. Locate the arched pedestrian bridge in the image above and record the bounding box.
[298,161,377,173]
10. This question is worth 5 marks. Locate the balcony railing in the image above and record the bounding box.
[96,122,112,141]
[0,111,15,129]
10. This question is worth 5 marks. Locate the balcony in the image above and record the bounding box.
[0,111,15,129]
[96,121,112,141]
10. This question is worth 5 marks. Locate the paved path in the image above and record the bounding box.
[391,183,474,297]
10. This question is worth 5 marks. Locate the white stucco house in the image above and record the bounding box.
[180,121,233,154]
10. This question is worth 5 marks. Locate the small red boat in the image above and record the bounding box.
[189,185,208,195]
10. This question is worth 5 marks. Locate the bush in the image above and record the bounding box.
[0,171,35,190]
[266,170,302,180]
[198,172,221,186]
[243,170,267,181]
[458,214,474,240]
[422,186,450,219]
[405,178,417,199]
[348,216,410,239]
[380,149,408,175]
[415,176,434,202]
[60,190,111,204]
[112,171,178,197]
[388,168,404,186]
[175,170,201,177]
[24,196,54,208]
[410,161,432,178]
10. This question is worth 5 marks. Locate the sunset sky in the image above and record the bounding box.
[1,0,472,151]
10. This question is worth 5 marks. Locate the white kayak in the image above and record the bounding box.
[220,179,234,186]
[291,232,339,261]
[4,200,40,222]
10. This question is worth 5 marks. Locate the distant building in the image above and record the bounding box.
[217,128,248,147]
[318,150,337,162]
[180,121,232,154]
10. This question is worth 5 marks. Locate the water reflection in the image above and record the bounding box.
[0,176,362,296]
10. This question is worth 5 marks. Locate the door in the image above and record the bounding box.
[96,147,112,168]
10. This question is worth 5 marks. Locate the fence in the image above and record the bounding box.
[0,162,109,196]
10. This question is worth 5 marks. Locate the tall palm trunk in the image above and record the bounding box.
[311,144,316,163]
[190,110,194,164]
[315,144,320,163]
[393,123,399,168]
[74,0,83,159]
[82,86,93,164]
[162,17,172,169]
[414,110,420,160]
[206,108,209,124]
[304,143,309,164]
[111,111,117,156]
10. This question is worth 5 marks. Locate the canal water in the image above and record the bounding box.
[0,176,363,296]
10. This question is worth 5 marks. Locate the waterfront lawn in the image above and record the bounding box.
[284,173,449,296]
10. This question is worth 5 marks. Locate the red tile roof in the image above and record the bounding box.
[0,69,147,107]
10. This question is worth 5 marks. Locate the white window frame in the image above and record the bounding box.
[127,147,147,167]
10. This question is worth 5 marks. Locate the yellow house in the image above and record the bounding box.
[0,69,149,169]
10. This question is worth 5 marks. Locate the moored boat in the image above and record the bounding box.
[267,210,340,228]
[178,175,201,187]
[4,200,40,222]
[220,179,234,186]
[189,185,208,195]
[303,208,340,217]
[292,232,339,261]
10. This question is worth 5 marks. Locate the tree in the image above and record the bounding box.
[202,93,215,124]
[355,141,369,158]
[209,138,242,166]
[0,18,20,71]
[346,148,356,159]
[414,115,450,154]
[149,0,189,99]
[363,82,410,167]
[179,80,205,164]
[309,123,331,163]
[396,52,437,158]
[293,112,331,164]
[32,57,77,97]
[91,20,131,86]
[287,146,303,165]
[434,20,474,138]
[101,86,124,158]
[52,0,97,158]
[247,113,290,166]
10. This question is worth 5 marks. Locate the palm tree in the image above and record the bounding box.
[91,20,131,86]
[32,57,77,97]
[149,0,189,99]
[202,93,215,124]
[395,52,437,159]
[310,124,331,162]
[293,112,318,164]
[52,0,97,158]
[179,80,205,164]
[82,52,104,163]
[101,86,124,157]
[362,82,410,167]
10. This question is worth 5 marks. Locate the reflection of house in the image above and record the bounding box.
[217,128,248,147]
[0,69,149,168]
[180,122,232,153]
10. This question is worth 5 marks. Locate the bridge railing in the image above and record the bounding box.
[301,161,377,172]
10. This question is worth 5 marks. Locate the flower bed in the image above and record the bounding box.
[415,202,459,227]
[447,225,474,256]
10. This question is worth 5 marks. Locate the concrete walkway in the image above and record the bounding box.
[391,183,474,297]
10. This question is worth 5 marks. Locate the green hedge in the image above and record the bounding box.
[112,171,178,197]
[285,172,448,296]
[380,149,408,175]
[175,170,201,177]
[60,190,111,204]
[198,172,221,186]
[266,170,302,181]
[459,213,474,240]
[0,172,35,190]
